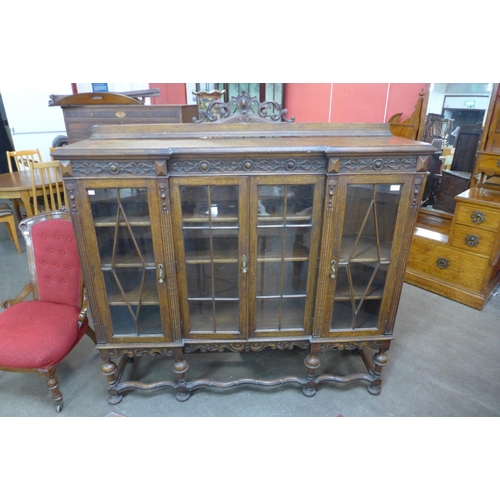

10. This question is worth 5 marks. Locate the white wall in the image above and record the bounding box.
[1,83,72,162]
[75,83,151,104]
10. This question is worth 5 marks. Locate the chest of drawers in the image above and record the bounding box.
[406,186,500,309]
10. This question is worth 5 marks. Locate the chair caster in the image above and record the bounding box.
[56,403,64,412]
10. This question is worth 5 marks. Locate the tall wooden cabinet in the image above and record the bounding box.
[53,121,434,403]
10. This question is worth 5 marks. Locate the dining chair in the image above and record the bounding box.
[0,208,96,412]
[6,149,42,173]
[0,203,22,253]
[29,160,66,215]
[6,149,43,218]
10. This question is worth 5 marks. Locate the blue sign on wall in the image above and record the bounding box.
[92,83,109,92]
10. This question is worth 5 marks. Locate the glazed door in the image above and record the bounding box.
[76,178,175,342]
[170,177,248,339]
[248,175,324,337]
[317,174,414,336]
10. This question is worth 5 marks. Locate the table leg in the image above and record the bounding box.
[19,191,34,218]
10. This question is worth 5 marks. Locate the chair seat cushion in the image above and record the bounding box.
[0,203,13,216]
[0,301,88,370]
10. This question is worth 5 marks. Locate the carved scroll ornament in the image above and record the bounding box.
[193,90,295,123]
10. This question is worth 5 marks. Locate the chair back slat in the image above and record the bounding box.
[29,161,65,215]
[6,149,42,173]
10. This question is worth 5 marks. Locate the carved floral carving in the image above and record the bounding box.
[193,90,294,123]
[169,158,326,173]
[107,348,175,358]
[340,157,417,172]
[184,341,310,354]
[73,161,156,177]
[319,341,383,352]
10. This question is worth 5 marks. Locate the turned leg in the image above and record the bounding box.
[302,344,321,397]
[38,366,63,412]
[173,347,190,402]
[367,347,389,395]
[100,353,124,405]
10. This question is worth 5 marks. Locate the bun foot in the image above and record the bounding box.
[302,386,316,397]
[367,384,382,395]
[109,394,123,405]
[176,391,190,402]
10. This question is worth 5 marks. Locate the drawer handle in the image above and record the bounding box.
[465,234,480,247]
[241,254,248,274]
[497,159,500,167]
[436,257,450,269]
[471,211,486,224]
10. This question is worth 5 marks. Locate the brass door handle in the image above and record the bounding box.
[241,254,248,274]
[330,259,336,279]
[158,264,165,284]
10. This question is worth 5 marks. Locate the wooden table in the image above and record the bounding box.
[0,170,63,222]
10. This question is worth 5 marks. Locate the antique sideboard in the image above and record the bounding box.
[53,106,435,403]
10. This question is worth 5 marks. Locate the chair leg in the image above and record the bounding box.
[38,366,64,412]
[3,214,22,253]
[11,199,24,222]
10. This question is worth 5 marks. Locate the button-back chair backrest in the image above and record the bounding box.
[19,209,82,308]
[6,149,43,173]
[29,160,65,215]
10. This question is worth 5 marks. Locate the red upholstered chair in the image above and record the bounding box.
[0,208,96,412]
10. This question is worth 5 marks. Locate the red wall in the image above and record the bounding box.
[284,83,428,123]
[149,83,187,104]
[149,83,429,123]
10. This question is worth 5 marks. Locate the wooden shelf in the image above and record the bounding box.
[257,215,312,224]
[182,215,239,225]
[255,299,306,331]
[100,253,155,267]
[94,215,152,226]
[109,304,164,337]
[104,278,159,306]
[333,294,384,302]
[339,236,391,263]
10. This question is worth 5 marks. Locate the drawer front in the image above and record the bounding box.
[454,203,500,232]
[408,236,488,291]
[474,153,500,177]
[449,224,497,256]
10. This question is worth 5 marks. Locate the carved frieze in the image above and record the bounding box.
[72,161,157,177]
[107,347,175,358]
[319,341,383,352]
[168,158,326,174]
[184,341,310,353]
[340,157,417,172]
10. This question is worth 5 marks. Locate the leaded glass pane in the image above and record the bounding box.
[331,184,401,330]
[89,187,161,337]
[180,184,241,334]
[254,183,314,332]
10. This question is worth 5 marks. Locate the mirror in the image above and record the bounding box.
[420,83,494,213]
